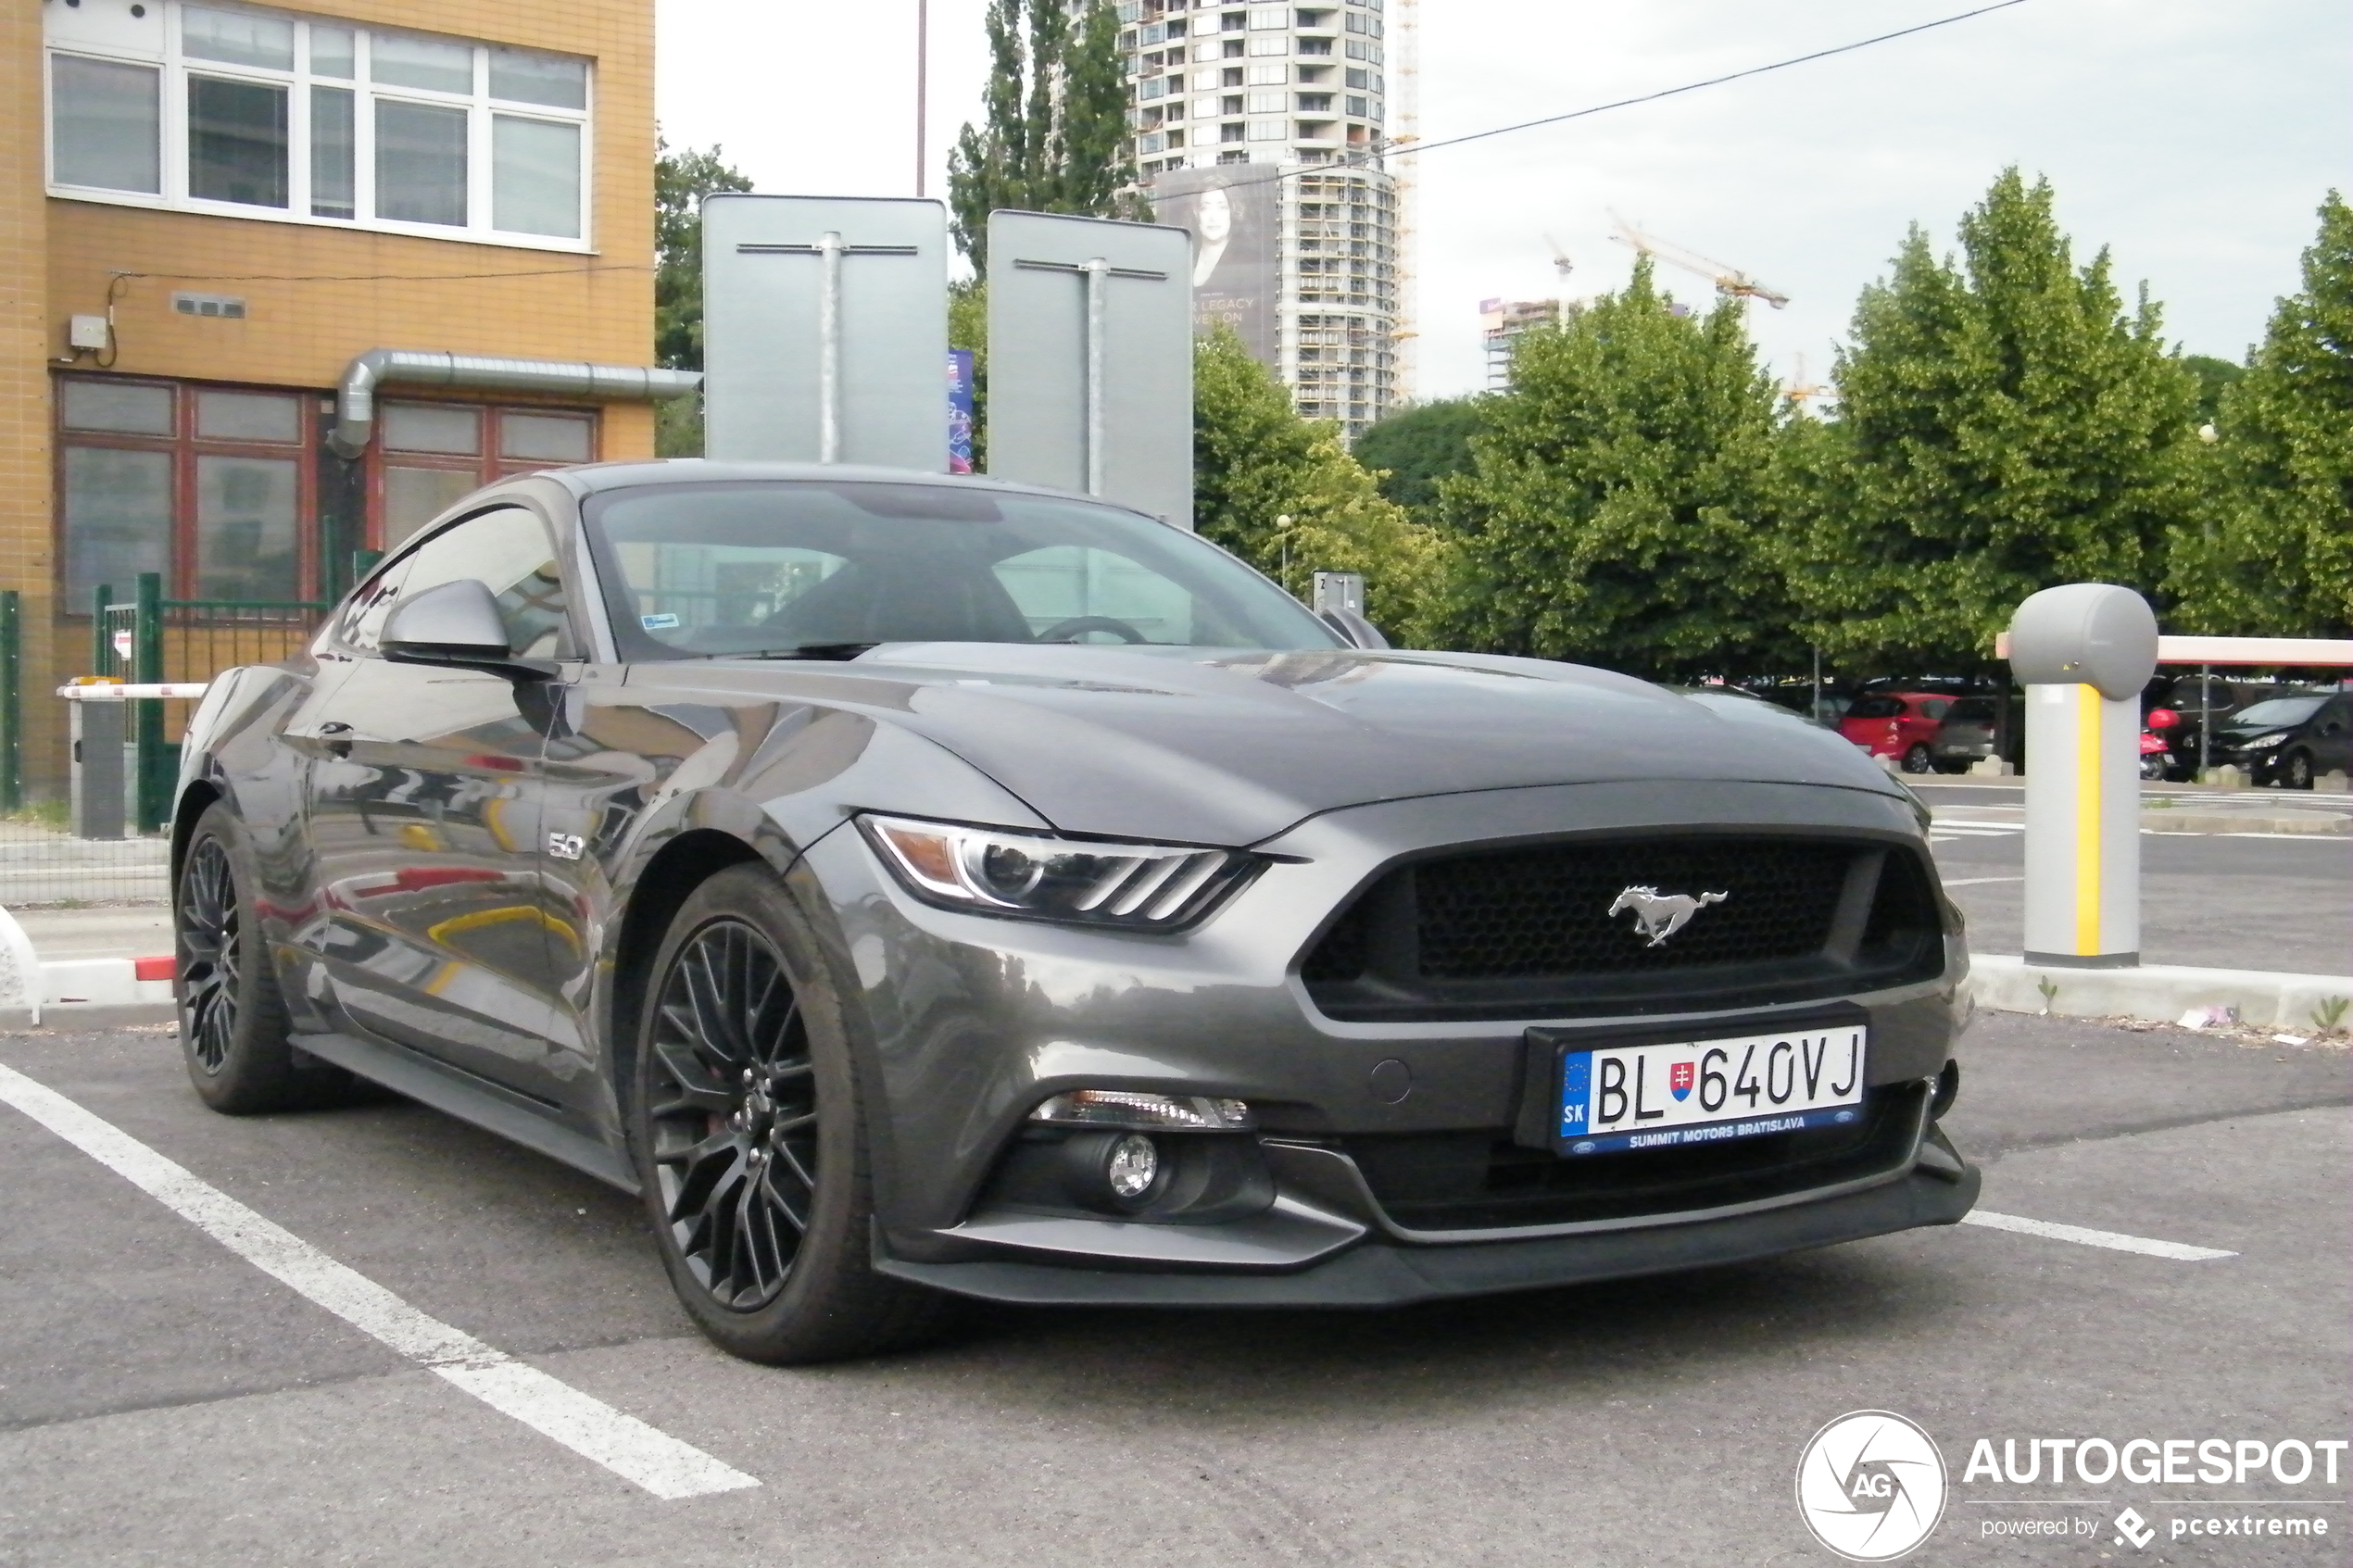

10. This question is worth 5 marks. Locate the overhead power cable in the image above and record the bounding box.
[1222,0,2032,191]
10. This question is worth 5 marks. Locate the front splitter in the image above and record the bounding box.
[873,1162,1981,1309]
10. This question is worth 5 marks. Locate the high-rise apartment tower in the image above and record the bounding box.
[1115,0,1408,439]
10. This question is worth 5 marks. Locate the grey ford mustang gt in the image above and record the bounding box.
[172,461,1979,1363]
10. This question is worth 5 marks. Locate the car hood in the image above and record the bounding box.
[670,644,1912,845]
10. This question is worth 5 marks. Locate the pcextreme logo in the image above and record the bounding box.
[1796,1411,1949,1562]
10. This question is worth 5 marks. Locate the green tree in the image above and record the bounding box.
[653,138,752,456]
[2182,354,2244,427]
[1435,259,1796,678]
[1353,396,1487,514]
[948,0,1144,272]
[1193,327,1446,641]
[2167,192,2353,636]
[1787,169,2201,670]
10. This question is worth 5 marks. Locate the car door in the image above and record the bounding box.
[2314,696,2352,775]
[296,502,590,1103]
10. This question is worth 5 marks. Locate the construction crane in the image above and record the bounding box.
[1544,233,1574,282]
[1784,351,1829,407]
[1609,215,1790,309]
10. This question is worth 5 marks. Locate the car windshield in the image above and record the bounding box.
[2227,696,2327,728]
[583,480,1341,659]
[1845,696,1906,719]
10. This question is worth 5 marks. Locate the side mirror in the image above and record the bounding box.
[1317,608,1391,650]
[383,579,547,677]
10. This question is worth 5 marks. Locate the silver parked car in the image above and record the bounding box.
[172,462,1979,1363]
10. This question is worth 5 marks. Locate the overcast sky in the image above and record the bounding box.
[654,0,2349,402]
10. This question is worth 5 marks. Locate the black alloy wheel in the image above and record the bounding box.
[630,865,954,1363]
[643,917,819,1311]
[180,834,241,1073]
[1902,744,1932,774]
[175,802,345,1112]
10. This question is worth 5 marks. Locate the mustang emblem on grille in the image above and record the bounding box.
[1608,885,1730,947]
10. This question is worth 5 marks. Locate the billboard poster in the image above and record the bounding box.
[947,348,975,472]
[1151,167,1279,364]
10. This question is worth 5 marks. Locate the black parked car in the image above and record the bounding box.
[2204,692,2352,788]
[2152,676,2310,781]
[172,461,1977,1364]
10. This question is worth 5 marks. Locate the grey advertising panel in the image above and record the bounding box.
[1152,167,1279,363]
[702,194,948,470]
[987,210,1194,531]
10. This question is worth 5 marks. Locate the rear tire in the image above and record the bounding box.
[1901,745,1931,774]
[177,803,340,1113]
[628,865,956,1364]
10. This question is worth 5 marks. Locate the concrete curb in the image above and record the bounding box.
[1969,955,2353,1032]
[2140,810,2347,834]
[0,1002,177,1030]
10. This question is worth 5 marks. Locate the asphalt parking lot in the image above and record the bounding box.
[1,1006,2345,1567]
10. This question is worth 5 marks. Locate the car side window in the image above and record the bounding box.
[393,506,575,659]
[1921,700,1951,721]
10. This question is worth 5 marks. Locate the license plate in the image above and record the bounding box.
[1557,1025,1867,1155]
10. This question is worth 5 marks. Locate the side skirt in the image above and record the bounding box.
[291,1030,638,1195]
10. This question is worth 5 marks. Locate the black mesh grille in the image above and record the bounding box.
[1416,840,1852,980]
[1300,834,1944,1021]
[1343,1083,1926,1231]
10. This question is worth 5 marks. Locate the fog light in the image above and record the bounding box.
[1105,1133,1160,1204]
[1028,1089,1254,1131]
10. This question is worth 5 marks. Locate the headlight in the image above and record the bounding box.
[858,814,1254,929]
[2241,732,2287,750]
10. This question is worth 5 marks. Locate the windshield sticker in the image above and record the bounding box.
[640,612,681,631]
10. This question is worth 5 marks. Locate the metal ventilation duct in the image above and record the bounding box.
[327,349,702,458]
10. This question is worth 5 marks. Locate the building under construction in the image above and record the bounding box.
[1114,0,1414,438]
[1480,298,1567,389]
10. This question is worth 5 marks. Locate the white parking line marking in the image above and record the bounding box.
[1962,1209,2235,1261]
[1940,876,2024,886]
[0,1061,759,1500]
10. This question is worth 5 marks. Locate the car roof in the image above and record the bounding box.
[544,459,1146,516]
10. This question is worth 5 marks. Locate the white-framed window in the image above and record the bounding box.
[1247,119,1284,141]
[1247,34,1288,56]
[44,1,593,252]
[1247,6,1289,29]
[1245,91,1286,113]
[1246,62,1289,84]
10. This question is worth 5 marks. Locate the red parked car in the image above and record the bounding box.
[1839,692,1954,773]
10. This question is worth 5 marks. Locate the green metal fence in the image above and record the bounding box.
[0,590,22,814]
[94,573,333,832]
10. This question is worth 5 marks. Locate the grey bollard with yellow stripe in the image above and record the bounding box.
[2007,584,2160,968]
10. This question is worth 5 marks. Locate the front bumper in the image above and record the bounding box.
[875,1150,1980,1307]
[797,778,1972,1300]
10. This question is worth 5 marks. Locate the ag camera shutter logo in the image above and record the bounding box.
[1795,1410,1948,1561]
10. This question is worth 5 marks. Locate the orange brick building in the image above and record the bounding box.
[6,0,683,794]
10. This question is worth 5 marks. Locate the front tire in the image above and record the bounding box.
[2284,750,2314,790]
[629,865,953,1364]
[176,803,321,1112]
